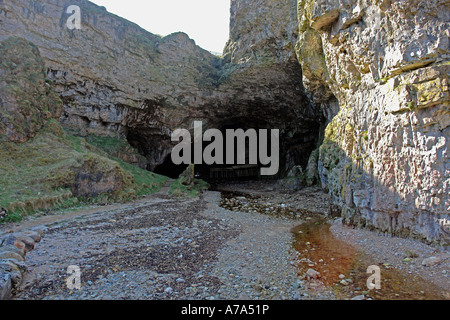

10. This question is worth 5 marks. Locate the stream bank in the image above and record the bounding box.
[1,181,448,300]
[217,181,449,300]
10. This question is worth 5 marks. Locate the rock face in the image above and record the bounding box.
[0,36,139,200]
[0,0,223,170]
[0,0,321,172]
[297,0,449,244]
[221,0,322,171]
[0,37,62,143]
[0,0,448,244]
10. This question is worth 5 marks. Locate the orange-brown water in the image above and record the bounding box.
[220,191,448,300]
[293,219,448,300]
[292,219,357,286]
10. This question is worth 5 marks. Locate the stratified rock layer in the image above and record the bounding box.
[0,0,320,172]
[0,0,448,244]
[297,0,449,244]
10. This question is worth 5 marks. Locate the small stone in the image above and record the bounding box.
[4,259,27,273]
[306,268,320,280]
[9,270,22,289]
[21,231,41,243]
[0,273,12,301]
[422,256,443,267]
[164,287,173,294]
[0,245,25,258]
[339,274,346,279]
[403,258,413,262]
[351,295,365,300]
[340,280,349,286]
[0,251,25,262]
[12,235,35,252]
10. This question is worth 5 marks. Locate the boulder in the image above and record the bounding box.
[179,164,195,186]
[422,256,444,267]
[0,274,12,300]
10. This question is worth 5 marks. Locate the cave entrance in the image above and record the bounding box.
[195,121,278,183]
[153,119,279,183]
[153,155,188,179]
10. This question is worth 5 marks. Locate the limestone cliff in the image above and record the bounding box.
[0,0,448,244]
[296,0,449,244]
[0,0,320,172]
[0,37,62,143]
[0,36,168,213]
[0,0,225,170]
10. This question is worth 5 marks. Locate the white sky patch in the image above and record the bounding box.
[89,0,230,53]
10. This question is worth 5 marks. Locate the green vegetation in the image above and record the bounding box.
[0,121,169,223]
[169,178,210,198]
[0,36,170,224]
[362,130,369,141]
[84,134,142,160]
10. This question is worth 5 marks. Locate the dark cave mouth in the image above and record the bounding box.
[151,120,323,183]
[154,141,277,182]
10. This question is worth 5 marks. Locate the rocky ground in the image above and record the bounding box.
[0,181,448,300]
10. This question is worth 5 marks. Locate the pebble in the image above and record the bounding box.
[164,287,173,294]
[306,269,321,280]
[340,280,350,286]
[422,256,443,267]
[10,183,446,301]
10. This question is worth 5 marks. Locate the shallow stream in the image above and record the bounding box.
[220,191,447,300]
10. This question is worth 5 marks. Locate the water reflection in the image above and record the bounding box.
[293,219,448,300]
[219,191,448,300]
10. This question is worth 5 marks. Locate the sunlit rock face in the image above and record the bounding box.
[0,0,448,243]
[296,0,449,244]
[0,0,323,173]
[0,0,223,170]
[0,37,63,143]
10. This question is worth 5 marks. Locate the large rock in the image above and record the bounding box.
[0,0,323,173]
[0,273,12,300]
[422,256,446,267]
[0,37,62,143]
[297,0,449,244]
[179,164,195,186]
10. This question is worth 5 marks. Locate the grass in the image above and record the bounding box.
[169,178,210,198]
[0,120,169,223]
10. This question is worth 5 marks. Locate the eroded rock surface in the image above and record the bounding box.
[0,0,448,244]
[0,0,321,172]
[297,0,449,243]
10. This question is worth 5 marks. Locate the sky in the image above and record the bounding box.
[89,0,231,53]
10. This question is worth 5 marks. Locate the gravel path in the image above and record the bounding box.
[203,192,305,300]
[11,190,309,300]
[5,181,449,301]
